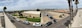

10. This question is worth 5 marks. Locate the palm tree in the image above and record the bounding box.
[67,0,74,28]
[64,21,69,28]
[36,9,40,11]
[3,6,7,12]
[18,10,24,16]
[64,20,72,28]
[75,0,79,14]
[67,0,74,20]
[40,13,41,17]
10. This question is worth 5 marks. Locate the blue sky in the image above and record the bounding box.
[0,0,81,11]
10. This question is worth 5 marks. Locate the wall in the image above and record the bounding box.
[4,13,16,28]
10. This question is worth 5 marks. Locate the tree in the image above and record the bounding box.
[59,15,62,18]
[40,13,41,17]
[64,22,69,28]
[3,6,7,12]
[36,9,40,11]
[64,20,71,28]
[18,10,24,16]
[67,0,74,20]
[75,0,79,13]
[67,0,74,28]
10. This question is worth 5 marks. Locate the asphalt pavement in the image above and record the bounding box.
[6,13,74,28]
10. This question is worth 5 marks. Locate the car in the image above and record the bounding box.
[44,13,48,16]
[53,19,57,23]
[12,17,15,19]
[16,19,20,22]
[33,23,42,26]
[48,15,53,19]
[49,16,53,19]
[23,21,30,25]
[45,21,52,27]
[11,20,15,23]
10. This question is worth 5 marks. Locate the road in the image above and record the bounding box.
[6,13,43,28]
[6,12,76,28]
[41,12,71,28]
[45,11,77,28]
[47,16,70,28]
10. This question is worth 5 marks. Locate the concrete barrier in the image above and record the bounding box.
[0,16,3,28]
[71,10,82,28]
[4,13,16,28]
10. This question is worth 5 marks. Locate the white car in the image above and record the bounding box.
[33,23,42,26]
[23,21,30,25]
[16,19,20,22]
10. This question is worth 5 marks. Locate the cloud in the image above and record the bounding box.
[29,0,68,9]
[0,0,81,11]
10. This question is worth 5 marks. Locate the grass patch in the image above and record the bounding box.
[26,17,41,22]
[19,16,27,18]
[12,14,18,16]
[13,14,41,22]
[34,17,41,19]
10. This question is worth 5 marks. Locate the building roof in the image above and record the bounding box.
[23,11,40,14]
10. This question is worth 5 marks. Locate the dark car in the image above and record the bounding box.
[13,17,15,19]
[49,16,53,19]
[48,15,54,19]
[53,19,57,23]
[11,20,15,23]
[45,22,52,27]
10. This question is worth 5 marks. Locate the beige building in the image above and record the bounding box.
[22,11,40,18]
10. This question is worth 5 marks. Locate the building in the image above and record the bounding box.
[22,11,40,18]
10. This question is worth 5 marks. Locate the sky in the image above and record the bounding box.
[0,0,81,11]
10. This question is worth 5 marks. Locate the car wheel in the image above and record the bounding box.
[41,25,42,26]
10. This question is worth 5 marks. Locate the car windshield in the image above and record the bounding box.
[36,23,40,25]
[25,21,28,22]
